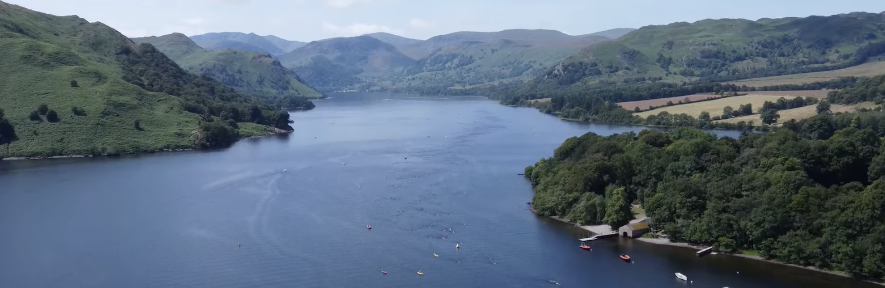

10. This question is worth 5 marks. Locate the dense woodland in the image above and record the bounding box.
[525,79,885,279]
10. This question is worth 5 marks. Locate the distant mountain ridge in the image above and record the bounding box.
[190,32,306,56]
[133,33,323,101]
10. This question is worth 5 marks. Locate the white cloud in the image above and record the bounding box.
[322,21,402,36]
[325,0,372,8]
[409,18,433,29]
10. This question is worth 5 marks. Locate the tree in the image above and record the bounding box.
[817,101,832,115]
[723,106,734,119]
[739,103,753,115]
[666,101,675,106]
[37,104,49,115]
[70,80,78,87]
[634,107,641,112]
[604,187,632,230]
[273,111,293,131]
[761,109,780,125]
[45,110,59,122]
[29,111,41,121]
[699,111,711,122]
[0,109,18,158]
[134,120,143,131]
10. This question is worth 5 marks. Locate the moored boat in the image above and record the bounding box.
[620,254,631,261]
[675,272,687,281]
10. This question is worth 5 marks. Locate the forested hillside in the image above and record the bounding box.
[0,1,292,157]
[537,12,885,89]
[133,33,322,110]
[526,81,885,280]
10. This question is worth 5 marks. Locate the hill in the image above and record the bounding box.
[277,35,417,92]
[580,28,635,39]
[190,32,287,56]
[399,29,598,59]
[366,32,421,49]
[262,35,307,53]
[0,1,292,158]
[133,33,323,104]
[533,12,885,90]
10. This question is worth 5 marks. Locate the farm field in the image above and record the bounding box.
[747,90,834,98]
[617,94,720,111]
[715,102,878,124]
[726,61,885,87]
[634,95,788,119]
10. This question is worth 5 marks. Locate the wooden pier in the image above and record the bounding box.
[696,247,713,257]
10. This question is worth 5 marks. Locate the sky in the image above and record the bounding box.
[5,0,884,42]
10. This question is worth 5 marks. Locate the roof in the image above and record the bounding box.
[630,222,649,230]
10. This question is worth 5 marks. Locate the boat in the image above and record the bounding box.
[620,255,631,261]
[381,270,387,274]
[675,272,687,281]
[417,270,424,276]
[456,244,460,249]
[367,225,372,229]
[579,243,591,250]
[434,253,439,258]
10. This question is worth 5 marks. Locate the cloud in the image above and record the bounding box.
[325,0,372,8]
[409,18,433,29]
[322,21,402,36]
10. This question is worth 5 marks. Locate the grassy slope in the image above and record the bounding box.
[541,13,885,87]
[0,1,278,157]
[726,60,885,87]
[133,33,323,99]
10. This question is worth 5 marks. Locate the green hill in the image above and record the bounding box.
[190,32,287,56]
[262,35,307,53]
[278,35,417,92]
[538,12,885,88]
[0,1,292,158]
[133,33,323,105]
[366,32,422,50]
[579,28,635,39]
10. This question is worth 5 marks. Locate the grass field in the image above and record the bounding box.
[715,102,877,124]
[727,61,885,87]
[617,94,720,111]
[634,95,788,119]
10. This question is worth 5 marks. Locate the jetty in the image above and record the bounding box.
[696,247,714,257]
[579,233,617,242]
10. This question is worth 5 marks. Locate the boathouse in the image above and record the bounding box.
[619,222,649,238]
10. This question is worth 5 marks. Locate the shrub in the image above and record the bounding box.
[70,80,78,87]
[46,110,59,122]
[37,104,49,115]
[71,106,86,116]
[134,120,143,131]
[29,111,41,121]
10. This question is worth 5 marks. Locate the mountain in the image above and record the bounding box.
[399,29,593,59]
[277,35,417,91]
[190,32,286,56]
[366,32,422,49]
[133,33,323,102]
[263,35,307,53]
[580,28,635,39]
[0,1,292,158]
[536,13,885,89]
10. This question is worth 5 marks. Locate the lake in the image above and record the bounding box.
[0,93,873,288]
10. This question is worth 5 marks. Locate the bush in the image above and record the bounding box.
[70,80,78,87]
[29,111,41,121]
[134,120,143,131]
[71,106,86,116]
[37,104,49,115]
[45,110,59,122]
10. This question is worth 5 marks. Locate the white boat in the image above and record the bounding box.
[675,273,687,281]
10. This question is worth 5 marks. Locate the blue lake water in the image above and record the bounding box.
[0,93,871,288]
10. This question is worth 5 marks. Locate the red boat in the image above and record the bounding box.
[620,255,631,261]
[367,225,372,229]
[381,270,387,274]
[579,243,591,250]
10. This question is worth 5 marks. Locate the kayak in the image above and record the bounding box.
[675,272,687,281]
[620,255,631,261]
[579,244,591,250]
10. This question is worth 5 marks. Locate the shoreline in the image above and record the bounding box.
[0,130,291,162]
[545,214,882,285]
